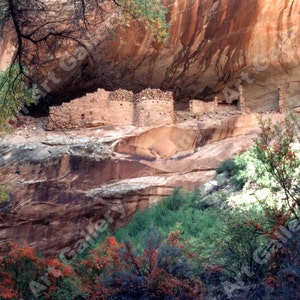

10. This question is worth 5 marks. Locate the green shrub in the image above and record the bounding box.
[217,149,281,190]
[233,150,279,190]
[162,187,187,211]
[253,114,300,213]
[216,158,246,189]
[222,208,269,277]
[216,159,237,176]
[0,184,9,203]
[113,188,227,268]
[48,277,85,300]
[0,65,39,130]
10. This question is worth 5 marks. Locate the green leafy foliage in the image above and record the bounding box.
[119,0,169,43]
[218,113,300,254]
[232,150,277,189]
[216,158,247,189]
[216,159,236,176]
[0,184,9,203]
[47,276,84,300]
[253,114,300,215]
[222,209,269,277]
[0,65,39,130]
[112,186,280,293]
[161,186,199,211]
[229,150,278,190]
[113,187,227,268]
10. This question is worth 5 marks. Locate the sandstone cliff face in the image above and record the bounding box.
[2,1,299,110]
[0,0,299,257]
[0,21,15,71]
[106,0,300,110]
[0,114,269,256]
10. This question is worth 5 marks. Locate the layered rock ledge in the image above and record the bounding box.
[0,113,282,256]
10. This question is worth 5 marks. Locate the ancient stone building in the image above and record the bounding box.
[46,89,110,130]
[189,96,243,115]
[217,102,238,112]
[46,88,175,130]
[237,85,250,114]
[134,89,175,127]
[189,99,215,114]
[108,89,134,125]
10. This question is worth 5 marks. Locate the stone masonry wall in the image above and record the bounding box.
[46,89,110,130]
[189,100,215,114]
[46,88,175,130]
[108,89,135,125]
[217,103,239,112]
[134,89,175,127]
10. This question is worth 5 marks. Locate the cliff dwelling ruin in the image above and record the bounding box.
[46,85,289,130]
[46,88,175,130]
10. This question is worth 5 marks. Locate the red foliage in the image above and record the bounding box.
[0,237,205,299]
[0,277,18,299]
[76,235,205,299]
[265,239,300,296]
[0,242,77,299]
